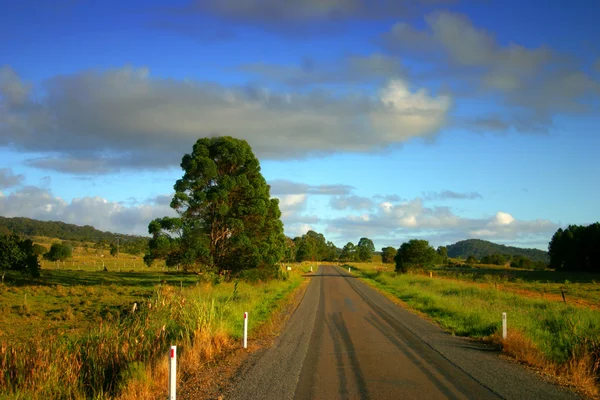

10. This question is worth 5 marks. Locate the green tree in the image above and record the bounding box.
[44,243,72,261]
[0,235,40,277]
[466,255,478,265]
[549,223,600,272]
[436,246,448,264]
[381,246,396,264]
[356,237,375,262]
[340,242,356,262]
[294,231,329,262]
[394,239,437,273]
[145,137,286,275]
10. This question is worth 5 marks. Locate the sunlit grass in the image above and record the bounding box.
[0,262,308,399]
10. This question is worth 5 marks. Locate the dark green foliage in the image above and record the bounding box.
[283,237,296,262]
[146,137,286,275]
[356,237,375,262]
[447,239,548,263]
[395,239,437,273]
[294,231,338,262]
[340,242,356,262]
[436,246,448,264]
[381,246,396,264]
[549,223,600,272]
[510,255,547,270]
[0,235,40,277]
[0,217,149,253]
[466,255,478,264]
[44,243,73,261]
[479,253,507,265]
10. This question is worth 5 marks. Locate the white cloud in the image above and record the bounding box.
[0,66,451,174]
[490,211,515,226]
[326,197,558,248]
[330,195,374,210]
[382,11,600,132]
[0,186,176,236]
[269,180,354,196]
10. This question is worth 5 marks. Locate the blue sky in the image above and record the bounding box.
[1,0,599,251]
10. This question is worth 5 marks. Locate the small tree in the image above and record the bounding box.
[356,237,375,262]
[395,239,437,273]
[0,235,40,278]
[44,243,72,261]
[381,246,396,264]
[466,255,478,265]
[340,242,356,262]
[436,246,448,264]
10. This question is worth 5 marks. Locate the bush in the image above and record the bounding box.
[44,243,72,261]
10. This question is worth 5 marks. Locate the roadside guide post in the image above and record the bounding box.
[169,346,176,400]
[502,312,507,340]
[243,312,248,349]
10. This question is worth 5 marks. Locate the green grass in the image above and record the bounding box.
[0,263,309,399]
[0,269,202,340]
[348,263,600,386]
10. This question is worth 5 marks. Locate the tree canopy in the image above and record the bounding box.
[381,246,396,264]
[294,230,338,262]
[145,137,286,276]
[356,237,375,262]
[549,223,600,272]
[395,239,437,273]
[0,235,40,277]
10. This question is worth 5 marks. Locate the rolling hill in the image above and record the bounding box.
[446,239,548,263]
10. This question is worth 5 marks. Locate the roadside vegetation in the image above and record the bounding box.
[0,258,311,399]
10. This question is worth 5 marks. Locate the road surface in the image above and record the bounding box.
[227,266,578,399]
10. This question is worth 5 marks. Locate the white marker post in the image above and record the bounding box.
[169,346,176,400]
[310,266,313,272]
[348,267,351,273]
[502,312,507,340]
[243,312,248,349]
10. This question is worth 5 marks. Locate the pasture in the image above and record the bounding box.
[0,240,313,399]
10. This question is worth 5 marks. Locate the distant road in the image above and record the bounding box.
[227,265,578,399]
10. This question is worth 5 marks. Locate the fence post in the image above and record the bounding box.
[169,346,176,400]
[243,312,248,349]
[502,312,507,340]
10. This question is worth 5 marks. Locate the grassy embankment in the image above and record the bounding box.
[347,261,600,397]
[0,240,314,399]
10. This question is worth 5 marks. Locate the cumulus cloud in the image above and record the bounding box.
[156,0,454,37]
[330,195,374,210]
[240,53,406,86]
[326,197,558,248]
[0,168,24,189]
[0,66,452,174]
[382,11,600,132]
[0,186,176,236]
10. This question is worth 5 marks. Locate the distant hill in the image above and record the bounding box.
[447,239,548,263]
[0,216,147,247]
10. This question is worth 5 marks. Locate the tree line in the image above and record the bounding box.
[549,223,600,272]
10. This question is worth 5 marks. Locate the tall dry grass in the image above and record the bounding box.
[1,269,303,399]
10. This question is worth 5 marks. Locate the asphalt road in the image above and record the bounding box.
[227,266,579,400]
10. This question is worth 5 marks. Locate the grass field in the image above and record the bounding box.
[347,262,600,396]
[0,240,315,399]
